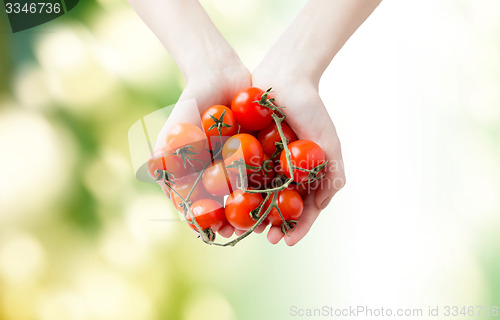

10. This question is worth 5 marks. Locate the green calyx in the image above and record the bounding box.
[208,109,232,136]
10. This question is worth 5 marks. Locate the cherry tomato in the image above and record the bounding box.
[222,133,264,175]
[273,159,284,176]
[170,191,188,212]
[280,140,326,183]
[169,174,209,211]
[171,191,223,213]
[202,105,237,150]
[202,160,238,196]
[265,189,303,227]
[286,182,309,198]
[235,124,258,137]
[248,155,275,190]
[225,189,263,230]
[187,199,226,233]
[289,178,321,195]
[166,122,207,156]
[257,121,297,158]
[147,146,187,180]
[231,87,273,131]
[190,147,213,172]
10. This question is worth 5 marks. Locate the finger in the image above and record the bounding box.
[267,226,284,244]
[154,96,202,150]
[254,223,268,234]
[218,224,234,238]
[234,229,245,236]
[283,196,320,246]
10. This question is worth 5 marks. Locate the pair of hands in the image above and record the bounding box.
[157,56,345,246]
[126,0,383,245]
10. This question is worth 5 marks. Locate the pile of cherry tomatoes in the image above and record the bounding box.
[148,87,327,246]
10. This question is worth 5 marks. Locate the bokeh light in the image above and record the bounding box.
[0,108,73,222]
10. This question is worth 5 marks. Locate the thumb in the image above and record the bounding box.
[154,88,204,150]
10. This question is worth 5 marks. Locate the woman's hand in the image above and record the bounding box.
[248,0,381,245]
[127,0,253,239]
[155,60,251,239]
[251,70,346,246]
[127,0,251,145]
[155,61,250,150]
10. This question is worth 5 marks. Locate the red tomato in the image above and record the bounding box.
[273,159,284,176]
[169,174,209,211]
[280,140,326,183]
[286,182,308,198]
[187,199,226,233]
[202,160,238,196]
[170,191,188,212]
[231,87,273,131]
[147,147,187,180]
[288,178,321,196]
[248,155,275,190]
[257,121,297,158]
[202,105,237,151]
[236,124,257,136]
[171,192,223,213]
[190,147,214,172]
[166,122,207,156]
[222,133,264,175]
[265,189,303,227]
[225,189,263,230]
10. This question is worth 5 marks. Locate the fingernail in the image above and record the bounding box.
[320,196,333,210]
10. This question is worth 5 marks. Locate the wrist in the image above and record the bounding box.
[183,46,247,84]
[253,59,319,92]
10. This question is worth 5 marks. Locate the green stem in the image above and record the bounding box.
[164,181,209,242]
[185,169,205,202]
[173,132,226,244]
[275,205,291,234]
[237,113,295,194]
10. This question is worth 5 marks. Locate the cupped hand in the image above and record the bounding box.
[154,62,251,239]
[251,71,346,246]
[152,62,345,245]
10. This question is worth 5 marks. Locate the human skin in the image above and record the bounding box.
[126,0,251,143]
[127,0,382,244]
[252,0,383,245]
[127,0,250,238]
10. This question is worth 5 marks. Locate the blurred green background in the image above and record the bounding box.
[1,0,500,319]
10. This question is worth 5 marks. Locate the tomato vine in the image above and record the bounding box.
[154,88,327,246]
